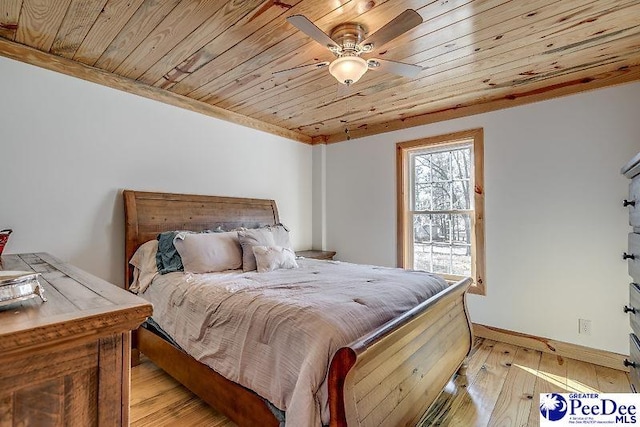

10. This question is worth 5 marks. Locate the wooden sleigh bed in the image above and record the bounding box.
[123,190,473,427]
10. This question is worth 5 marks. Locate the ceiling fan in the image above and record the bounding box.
[274,9,424,89]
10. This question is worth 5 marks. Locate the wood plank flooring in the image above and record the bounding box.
[130,338,631,427]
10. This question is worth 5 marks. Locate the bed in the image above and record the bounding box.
[123,190,473,427]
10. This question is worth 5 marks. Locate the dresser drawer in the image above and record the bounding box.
[630,177,640,229]
[630,334,640,392]
[629,234,640,282]
[629,283,640,335]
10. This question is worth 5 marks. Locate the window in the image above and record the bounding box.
[397,128,485,295]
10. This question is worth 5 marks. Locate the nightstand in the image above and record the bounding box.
[296,250,336,260]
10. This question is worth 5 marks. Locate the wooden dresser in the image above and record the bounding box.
[622,153,640,391]
[0,252,152,426]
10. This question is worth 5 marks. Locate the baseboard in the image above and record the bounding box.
[472,323,629,372]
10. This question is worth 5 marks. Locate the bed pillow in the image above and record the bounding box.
[237,224,294,272]
[129,240,159,293]
[267,224,293,250]
[237,228,276,272]
[252,245,298,273]
[156,231,184,274]
[174,231,242,273]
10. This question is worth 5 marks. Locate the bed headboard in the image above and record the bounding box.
[123,190,279,290]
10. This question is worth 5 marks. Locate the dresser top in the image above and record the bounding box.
[0,253,152,354]
[622,152,640,179]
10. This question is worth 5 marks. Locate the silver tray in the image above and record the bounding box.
[0,271,47,307]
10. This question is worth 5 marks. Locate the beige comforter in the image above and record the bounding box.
[142,259,448,427]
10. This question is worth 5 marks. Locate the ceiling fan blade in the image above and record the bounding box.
[287,15,340,51]
[272,61,330,77]
[368,58,422,78]
[360,9,422,50]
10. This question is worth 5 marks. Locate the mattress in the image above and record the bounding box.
[141,258,448,427]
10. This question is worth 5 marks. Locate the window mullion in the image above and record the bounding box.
[410,209,472,215]
[448,213,453,274]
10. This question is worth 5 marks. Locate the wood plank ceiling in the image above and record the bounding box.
[1,0,639,144]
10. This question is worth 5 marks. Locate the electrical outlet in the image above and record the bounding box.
[579,318,592,335]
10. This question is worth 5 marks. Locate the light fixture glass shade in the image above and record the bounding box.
[329,56,368,85]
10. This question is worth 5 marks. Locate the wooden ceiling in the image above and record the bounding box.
[1,0,639,144]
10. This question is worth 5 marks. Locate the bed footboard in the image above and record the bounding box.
[328,277,473,427]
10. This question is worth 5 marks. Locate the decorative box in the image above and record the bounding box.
[0,271,47,307]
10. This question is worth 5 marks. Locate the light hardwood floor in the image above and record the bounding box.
[130,338,631,427]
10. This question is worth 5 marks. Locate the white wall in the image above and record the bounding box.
[312,144,327,249]
[0,56,313,287]
[322,82,640,354]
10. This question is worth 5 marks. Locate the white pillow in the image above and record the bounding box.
[237,224,293,272]
[268,224,293,250]
[252,245,298,273]
[237,228,276,272]
[129,240,159,293]
[174,231,242,273]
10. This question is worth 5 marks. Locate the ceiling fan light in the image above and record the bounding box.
[329,56,368,85]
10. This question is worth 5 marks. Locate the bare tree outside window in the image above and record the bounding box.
[397,129,486,295]
[411,145,472,276]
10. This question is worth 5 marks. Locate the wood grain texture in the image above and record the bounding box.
[125,189,473,427]
[212,0,438,111]
[150,0,301,91]
[486,347,541,426]
[64,367,99,426]
[0,253,152,358]
[123,189,280,287]
[319,63,640,143]
[228,0,559,113]
[527,352,568,426]
[334,279,471,426]
[15,0,73,50]
[2,0,639,142]
[145,0,297,89]
[50,0,107,58]
[132,338,632,426]
[14,378,64,426]
[278,1,640,137]
[452,341,519,426]
[94,0,182,72]
[273,0,638,125]
[72,0,146,65]
[474,323,629,372]
[114,0,227,79]
[131,358,234,427]
[184,0,408,101]
[0,0,23,40]
[137,326,278,427]
[0,254,151,427]
[295,250,336,260]
[421,338,495,426]
[98,334,124,426]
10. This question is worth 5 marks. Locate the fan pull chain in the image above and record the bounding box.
[344,91,351,140]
